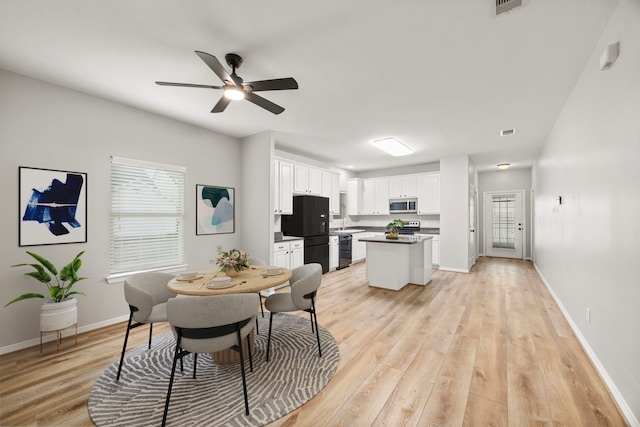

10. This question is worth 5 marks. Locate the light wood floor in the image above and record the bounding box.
[0,258,627,426]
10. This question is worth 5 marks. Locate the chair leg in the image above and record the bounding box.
[259,294,265,318]
[247,334,253,372]
[116,311,134,381]
[310,312,315,333]
[237,329,250,415]
[311,298,322,358]
[266,312,275,362]
[162,337,182,427]
[192,353,198,379]
[148,323,153,349]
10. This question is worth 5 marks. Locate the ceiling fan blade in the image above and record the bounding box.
[211,96,231,113]
[195,51,232,84]
[245,92,285,115]
[156,81,222,89]
[245,77,299,92]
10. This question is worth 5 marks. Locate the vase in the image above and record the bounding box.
[225,269,238,277]
[40,297,77,332]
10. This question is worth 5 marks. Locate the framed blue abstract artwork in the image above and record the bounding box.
[196,184,235,235]
[19,166,88,246]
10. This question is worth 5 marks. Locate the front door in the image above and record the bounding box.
[484,191,524,259]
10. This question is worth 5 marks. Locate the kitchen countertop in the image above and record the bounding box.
[329,227,439,235]
[359,235,433,244]
[274,235,304,242]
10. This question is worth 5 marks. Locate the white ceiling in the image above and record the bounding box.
[0,0,620,172]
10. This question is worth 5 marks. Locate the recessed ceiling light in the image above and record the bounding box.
[346,165,354,169]
[500,128,516,136]
[497,163,511,170]
[371,138,413,156]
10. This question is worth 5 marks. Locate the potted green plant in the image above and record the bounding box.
[386,219,405,239]
[6,251,86,332]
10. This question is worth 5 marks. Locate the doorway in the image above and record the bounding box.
[483,190,525,259]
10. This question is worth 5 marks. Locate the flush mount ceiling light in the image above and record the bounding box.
[372,138,413,156]
[497,163,511,170]
[500,128,516,136]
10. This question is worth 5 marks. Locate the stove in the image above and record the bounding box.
[399,221,421,235]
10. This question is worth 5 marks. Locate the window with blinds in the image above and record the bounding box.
[110,156,185,276]
[492,195,515,249]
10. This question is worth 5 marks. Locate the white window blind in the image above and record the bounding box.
[110,156,185,275]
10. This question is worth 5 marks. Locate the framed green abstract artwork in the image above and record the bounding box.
[196,185,235,235]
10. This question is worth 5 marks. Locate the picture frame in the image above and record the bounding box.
[19,166,88,246]
[196,185,235,235]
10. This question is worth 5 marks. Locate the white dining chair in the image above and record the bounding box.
[162,293,259,426]
[264,263,323,362]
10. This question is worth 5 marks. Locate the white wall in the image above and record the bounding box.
[439,155,470,272]
[534,0,640,423]
[478,168,532,259]
[240,131,274,263]
[0,70,244,352]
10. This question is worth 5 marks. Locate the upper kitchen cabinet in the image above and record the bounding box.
[322,171,340,215]
[416,172,440,214]
[274,159,293,214]
[347,178,363,215]
[293,164,322,195]
[389,175,417,198]
[362,178,389,215]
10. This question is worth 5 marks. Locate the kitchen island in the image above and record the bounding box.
[359,235,433,290]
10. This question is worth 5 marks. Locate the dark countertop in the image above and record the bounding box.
[274,235,304,242]
[359,235,433,244]
[329,227,439,235]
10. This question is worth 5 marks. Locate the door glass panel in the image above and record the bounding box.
[492,195,515,249]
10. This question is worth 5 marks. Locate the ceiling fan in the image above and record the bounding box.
[156,51,298,115]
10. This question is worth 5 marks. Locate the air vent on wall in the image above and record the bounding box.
[496,0,522,15]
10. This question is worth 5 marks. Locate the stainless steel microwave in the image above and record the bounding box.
[389,198,417,213]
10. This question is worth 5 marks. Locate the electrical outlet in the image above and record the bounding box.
[587,308,591,323]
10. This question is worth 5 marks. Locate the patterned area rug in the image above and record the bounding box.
[88,313,339,426]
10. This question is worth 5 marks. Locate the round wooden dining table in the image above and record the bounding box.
[167,266,292,364]
[167,266,292,296]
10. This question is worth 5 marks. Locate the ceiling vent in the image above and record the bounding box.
[496,0,522,15]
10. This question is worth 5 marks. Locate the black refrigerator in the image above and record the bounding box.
[281,195,330,274]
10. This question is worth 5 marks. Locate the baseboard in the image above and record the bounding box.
[437,266,470,273]
[534,263,639,427]
[0,314,129,356]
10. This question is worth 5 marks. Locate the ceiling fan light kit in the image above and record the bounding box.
[224,87,245,100]
[156,51,298,114]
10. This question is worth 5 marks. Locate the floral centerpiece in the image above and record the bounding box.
[211,245,250,276]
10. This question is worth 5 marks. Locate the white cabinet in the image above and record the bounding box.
[389,175,417,198]
[416,173,440,214]
[293,164,322,195]
[352,232,378,262]
[289,240,304,269]
[274,159,293,214]
[329,235,339,271]
[322,171,341,215]
[273,240,304,269]
[362,178,389,215]
[347,178,363,215]
[417,234,440,266]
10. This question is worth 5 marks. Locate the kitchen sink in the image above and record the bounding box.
[336,229,366,233]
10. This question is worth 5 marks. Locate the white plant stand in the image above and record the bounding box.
[40,298,78,352]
